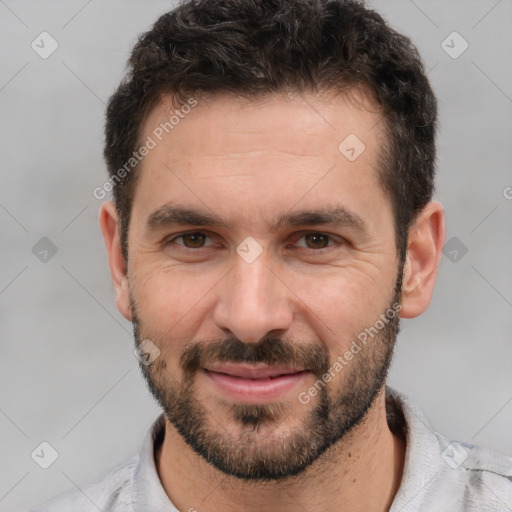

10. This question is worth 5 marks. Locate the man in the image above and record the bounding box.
[33,0,511,510]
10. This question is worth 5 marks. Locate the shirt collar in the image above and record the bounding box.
[132,414,177,511]
[386,387,444,511]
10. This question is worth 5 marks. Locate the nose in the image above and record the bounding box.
[213,251,293,344]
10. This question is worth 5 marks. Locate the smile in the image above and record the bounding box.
[202,363,310,401]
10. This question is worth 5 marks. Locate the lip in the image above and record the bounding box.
[203,362,306,379]
[202,364,309,402]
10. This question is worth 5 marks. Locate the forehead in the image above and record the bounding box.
[141,88,383,158]
[132,89,390,233]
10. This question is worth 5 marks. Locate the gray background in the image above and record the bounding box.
[1,1,511,510]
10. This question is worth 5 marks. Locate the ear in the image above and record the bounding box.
[98,201,132,321]
[400,201,445,319]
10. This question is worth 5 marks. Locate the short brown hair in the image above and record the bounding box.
[104,0,437,263]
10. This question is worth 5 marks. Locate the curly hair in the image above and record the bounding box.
[104,0,437,263]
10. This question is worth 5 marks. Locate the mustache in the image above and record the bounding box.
[180,336,330,379]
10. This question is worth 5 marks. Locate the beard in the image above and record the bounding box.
[132,270,403,482]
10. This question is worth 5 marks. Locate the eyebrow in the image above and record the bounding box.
[146,204,368,234]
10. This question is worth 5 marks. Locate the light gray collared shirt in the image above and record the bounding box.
[32,387,512,511]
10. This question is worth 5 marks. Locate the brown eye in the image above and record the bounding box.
[303,233,331,249]
[179,232,208,248]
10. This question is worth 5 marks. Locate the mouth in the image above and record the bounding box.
[201,363,310,401]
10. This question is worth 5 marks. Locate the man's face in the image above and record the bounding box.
[126,90,403,480]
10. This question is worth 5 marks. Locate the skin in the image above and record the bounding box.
[100,88,445,512]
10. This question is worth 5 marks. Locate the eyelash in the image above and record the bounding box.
[164,231,344,252]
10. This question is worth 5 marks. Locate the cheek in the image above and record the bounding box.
[128,247,397,360]
[287,263,395,350]
[129,262,223,338]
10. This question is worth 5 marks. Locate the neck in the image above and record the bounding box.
[156,388,405,512]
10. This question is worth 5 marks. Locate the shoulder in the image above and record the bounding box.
[30,455,138,512]
[386,387,512,511]
[439,436,512,509]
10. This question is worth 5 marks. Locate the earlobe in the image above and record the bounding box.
[98,201,133,321]
[399,201,445,319]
